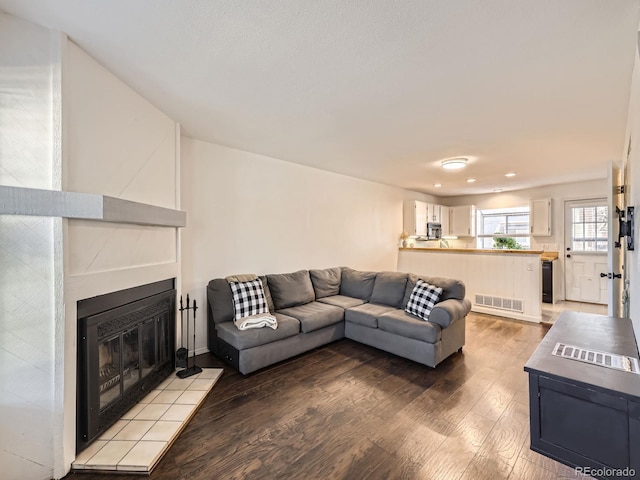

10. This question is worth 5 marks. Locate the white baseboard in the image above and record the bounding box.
[471,305,541,323]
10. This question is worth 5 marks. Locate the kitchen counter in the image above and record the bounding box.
[541,251,559,261]
[399,247,544,255]
[398,247,542,322]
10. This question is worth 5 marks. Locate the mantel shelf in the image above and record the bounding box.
[0,185,186,228]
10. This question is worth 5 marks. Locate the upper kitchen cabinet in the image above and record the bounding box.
[440,206,450,236]
[403,200,428,237]
[449,205,476,237]
[530,198,552,236]
[427,203,442,223]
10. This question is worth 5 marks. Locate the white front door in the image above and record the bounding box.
[564,199,609,304]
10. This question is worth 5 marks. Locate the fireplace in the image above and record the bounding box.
[76,279,176,453]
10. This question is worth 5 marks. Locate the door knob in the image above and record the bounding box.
[566,254,571,258]
[600,273,610,278]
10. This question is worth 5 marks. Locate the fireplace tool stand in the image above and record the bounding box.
[176,294,202,378]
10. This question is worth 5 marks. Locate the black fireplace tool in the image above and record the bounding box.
[176,295,188,368]
[177,294,203,378]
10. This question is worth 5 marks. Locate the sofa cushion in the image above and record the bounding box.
[267,270,315,310]
[258,275,275,313]
[228,278,270,320]
[378,310,442,344]
[278,301,344,333]
[207,278,235,324]
[345,303,397,328]
[317,295,366,309]
[340,268,377,301]
[402,274,465,307]
[309,267,343,299]
[370,272,408,308]
[405,280,443,321]
[216,313,300,350]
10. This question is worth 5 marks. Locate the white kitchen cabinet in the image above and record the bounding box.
[427,203,441,223]
[530,198,552,236]
[440,206,450,236]
[449,205,476,237]
[403,200,428,237]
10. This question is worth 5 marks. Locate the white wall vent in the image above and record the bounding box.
[552,343,640,374]
[474,294,524,313]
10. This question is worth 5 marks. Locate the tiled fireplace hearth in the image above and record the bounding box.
[73,368,222,473]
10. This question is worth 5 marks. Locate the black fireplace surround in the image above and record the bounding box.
[76,279,176,453]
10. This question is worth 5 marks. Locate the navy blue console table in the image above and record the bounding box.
[525,311,640,480]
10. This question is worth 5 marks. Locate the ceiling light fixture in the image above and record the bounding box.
[505,172,516,177]
[493,189,503,193]
[434,183,442,188]
[441,158,468,170]
[466,178,476,183]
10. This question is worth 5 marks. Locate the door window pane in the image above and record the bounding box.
[571,205,608,252]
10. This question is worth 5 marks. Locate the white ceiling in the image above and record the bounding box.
[2,0,639,196]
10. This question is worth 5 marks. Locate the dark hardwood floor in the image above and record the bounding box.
[65,312,582,480]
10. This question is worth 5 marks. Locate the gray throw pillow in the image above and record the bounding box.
[370,272,408,308]
[259,275,276,312]
[309,267,342,299]
[266,270,315,310]
[340,268,377,301]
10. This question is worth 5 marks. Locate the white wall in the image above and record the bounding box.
[59,39,180,476]
[0,13,59,480]
[180,137,433,353]
[624,42,640,334]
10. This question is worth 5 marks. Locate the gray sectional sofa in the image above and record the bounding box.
[207,267,471,375]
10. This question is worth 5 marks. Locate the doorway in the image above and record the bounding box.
[564,199,608,304]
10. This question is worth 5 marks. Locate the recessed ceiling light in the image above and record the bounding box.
[441,158,468,170]
[466,178,476,183]
[505,172,516,177]
[434,183,442,188]
[493,188,503,193]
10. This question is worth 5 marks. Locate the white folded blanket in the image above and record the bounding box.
[234,313,278,331]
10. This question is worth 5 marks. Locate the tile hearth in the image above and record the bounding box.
[73,368,223,474]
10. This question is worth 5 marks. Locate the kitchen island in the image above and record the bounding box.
[398,247,544,322]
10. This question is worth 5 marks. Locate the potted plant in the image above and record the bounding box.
[493,237,523,250]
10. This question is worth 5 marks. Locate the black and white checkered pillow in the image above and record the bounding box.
[405,279,443,321]
[229,278,270,320]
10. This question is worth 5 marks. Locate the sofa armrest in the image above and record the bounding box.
[428,298,471,328]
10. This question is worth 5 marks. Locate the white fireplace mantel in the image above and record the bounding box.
[0,185,186,227]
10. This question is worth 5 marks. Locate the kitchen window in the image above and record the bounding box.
[476,206,531,249]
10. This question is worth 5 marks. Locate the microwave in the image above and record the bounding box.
[426,222,442,240]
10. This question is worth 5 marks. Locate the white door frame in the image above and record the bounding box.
[608,160,623,317]
[564,198,609,304]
